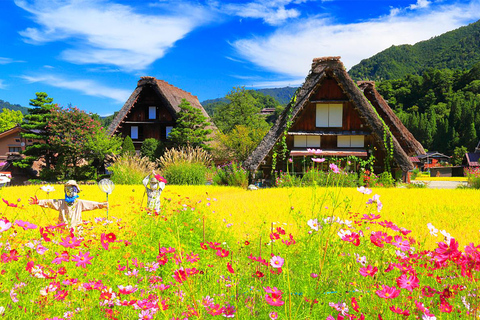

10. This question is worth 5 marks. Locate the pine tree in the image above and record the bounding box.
[169,99,212,150]
[14,92,57,169]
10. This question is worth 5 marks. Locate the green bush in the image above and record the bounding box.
[411,168,420,180]
[377,171,395,187]
[121,136,136,156]
[140,138,165,162]
[163,163,207,185]
[109,154,156,185]
[212,162,248,188]
[275,169,360,187]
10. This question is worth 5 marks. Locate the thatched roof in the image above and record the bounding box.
[108,76,213,135]
[243,56,415,173]
[358,81,426,156]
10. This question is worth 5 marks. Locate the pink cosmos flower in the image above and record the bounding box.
[52,251,70,264]
[265,293,284,306]
[307,218,319,231]
[392,235,411,252]
[216,248,229,258]
[0,218,12,233]
[263,286,283,295]
[269,311,278,320]
[54,290,68,301]
[59,236,82,249]
[15,220,37,230]
[206,304,225,316]
[359,265,378,277]
[100,233,109,250]
[357,186,373,194]
[307,148,323,155]
[223,304,236,318]
[71,251,93,268]
[270,255,284,268]
[361,213,380,221]
[396,273,419,292]
[312,158,326,163]
[390,306,410,316]
[227,262,235,274]
[36,244,48,255]
[173,268,187,283]
[3,198,17,207]
[186,253,200,263]
[435,238,460,264]
[366,194,383,212]
[118,285,138,295]
[376,285,400,299]
[329,163,340,173]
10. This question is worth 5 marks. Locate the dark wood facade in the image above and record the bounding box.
[108,77,213,150]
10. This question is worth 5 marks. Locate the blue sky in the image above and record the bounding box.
[1,0,480,116]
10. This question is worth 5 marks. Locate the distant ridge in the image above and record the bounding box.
[201,87,298,107]
[349,19,480,80]
[0,99,29,114]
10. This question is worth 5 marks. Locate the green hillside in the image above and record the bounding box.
[0,99,30,114]
[349,19,480,80]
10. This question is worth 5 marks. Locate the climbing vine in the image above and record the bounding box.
[271,88,299,176]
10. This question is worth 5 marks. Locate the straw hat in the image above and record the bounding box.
[64,180,81,192]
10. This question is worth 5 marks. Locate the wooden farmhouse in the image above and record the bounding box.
[108,76,214,150]
[244,56,426,181]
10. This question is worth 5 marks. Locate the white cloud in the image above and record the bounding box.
[0,57,24,64]
[232,0,480,79]
[409,0,431,10]
[15,0,213,71]
[0,80,6,89]
[20,74,131,103]
[215,0,310,25]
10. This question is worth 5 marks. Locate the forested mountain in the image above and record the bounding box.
[349,19,480,80]
[377,62,480,155]
[201,86,297,118]
[0,99,29,114]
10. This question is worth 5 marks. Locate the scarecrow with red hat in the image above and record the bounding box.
[143,170,166,212]
[29,180,108,229]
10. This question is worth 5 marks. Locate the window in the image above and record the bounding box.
[15,139,20,143]
[294,135,321,148]
[316,103,343,127]
[148,106,156,120]
[166,126,173,139]
[337,135,364,148]
[131,126,138,139]
[9,147,21,153]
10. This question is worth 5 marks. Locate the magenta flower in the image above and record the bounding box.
[392,235,411,252]
[361,213,381,220]
[390,305,410,316]
[52,251,70,265]
[359,265,378,277]
[36,244,48,255]
[15,220,37,230]
[270,255,284,268]
[118,285,138,294]
[3,198,17,207]
[265,293,285,306]
[366,194,383,212]
[329,163,340,173]
[0,218,12,233]
[59,236,82,248]
[312,158,326,163]
[396,273,419,292]
[376,285,400,299]
[71,251,93,268]
[269,311,278,320]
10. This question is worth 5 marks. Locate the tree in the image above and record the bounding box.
[214,125,269,162]
[14,92,57,170]
[47,106,121,179]
[121,136,136,156]
[213,87,270,133]
[452,146,468,166]
[0,108,23,132]
[169,99,212,149]
[140,138,164,162]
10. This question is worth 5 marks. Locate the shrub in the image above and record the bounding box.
[157,146,212,169]
[109,154,156,185]
[465,167,480,189]
[275,171,301,187]
[140,138,165,162]
[213,162,248,188]
[411,168,420,180]
[377,171,395,187]
[121,136,136,156]
[163,162,207,185]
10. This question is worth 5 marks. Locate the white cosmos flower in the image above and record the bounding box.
[307,218,319,231]
[439,229,453,243]
[40,185,55,193]
[427,223,438,236]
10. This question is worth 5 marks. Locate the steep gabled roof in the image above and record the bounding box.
[243,56,416,173]
[108,76,212,135]
[358,81,426,156]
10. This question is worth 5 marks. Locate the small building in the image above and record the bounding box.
[108,77,214,150]
[243,57,425,182]
[417,151,451,169]
[464,140,480,169]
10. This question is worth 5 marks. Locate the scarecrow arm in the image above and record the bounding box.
[78,199,108,212]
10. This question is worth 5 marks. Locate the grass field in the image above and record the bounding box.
[0,184,479,319]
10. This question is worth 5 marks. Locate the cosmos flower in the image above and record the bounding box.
[59,236,82,249]
[41,185,55,194]
[359,265,378,277]
[329,163,340,173]
[307,218,320,231]
[270,255,284,268]
[357,186,372,194]
[312,158,326,163]
[376,285,400,299]
[71,251,93,268]
[396,273,419,292]
[0,218,11,233]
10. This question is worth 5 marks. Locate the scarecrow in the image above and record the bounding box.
[29,180,107,229]
[143,171,166,212]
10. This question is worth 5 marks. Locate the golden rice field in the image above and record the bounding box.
[3,184,479,251]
